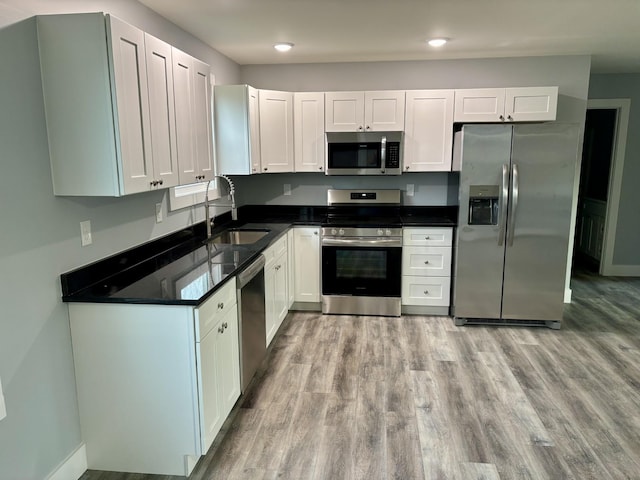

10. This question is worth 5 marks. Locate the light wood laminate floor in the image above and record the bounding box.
[82,271,640,480]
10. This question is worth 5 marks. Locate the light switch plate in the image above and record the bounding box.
[0,377,6,421]
[155,203,163,223]
[80,220,92,246]
[284,184,291,196]
[407,184,415,197]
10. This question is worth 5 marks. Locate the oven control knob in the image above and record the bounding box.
[339,229,345,236]
[331,228,337,235]
[385,229,392,236]
[377,229,383,236]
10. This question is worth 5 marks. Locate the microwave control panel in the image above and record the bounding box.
[386,142,401,168]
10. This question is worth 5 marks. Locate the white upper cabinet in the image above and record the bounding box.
[37,13,213,196]
[173,49,214,185]
[454,87,558,123]
[325,90,405,132]
[403,90,455,172]
[144,34,179,189]
[294,92,325,172]
[214,85,262,175]
[259,90,294,173]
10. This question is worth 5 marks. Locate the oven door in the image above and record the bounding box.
[322,240,401,297]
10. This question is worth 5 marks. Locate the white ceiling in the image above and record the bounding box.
[138,0,640,73]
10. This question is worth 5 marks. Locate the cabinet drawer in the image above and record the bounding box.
[403,227,453,247]
[402,246,451,277]
[195,280,237,340]
[402,276,451,307]
[264,234,287,268]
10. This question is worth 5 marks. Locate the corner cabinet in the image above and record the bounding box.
[403,90,455,172]
[454,87,558,123]
[294,92,326,172]
[214,85,262,174]
[68,280,240,476]
[37,13,213,196]
[325,90,405,132]
[401,227,453,314]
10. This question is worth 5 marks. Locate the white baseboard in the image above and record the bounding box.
[47,444,87,480]
[602,264,640,277]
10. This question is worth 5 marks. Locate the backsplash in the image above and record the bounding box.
[230,172,460,207]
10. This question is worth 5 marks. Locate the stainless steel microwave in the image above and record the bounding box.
[325,132,402,175]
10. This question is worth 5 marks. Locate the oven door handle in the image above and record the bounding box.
[322,237,402,248]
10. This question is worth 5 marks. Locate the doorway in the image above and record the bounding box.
[573,99,631,275]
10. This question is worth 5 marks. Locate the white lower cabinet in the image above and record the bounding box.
[264,235,289,346]
[402,227,453,310]
[293,226,321,303]
[68,280,240,476]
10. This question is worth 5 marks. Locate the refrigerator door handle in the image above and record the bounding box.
[508,163,519,246]
[498,163,509,246]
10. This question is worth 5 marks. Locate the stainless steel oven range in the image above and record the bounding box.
[321,189,402,317]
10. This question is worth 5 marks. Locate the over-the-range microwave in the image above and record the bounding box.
[325,132,402,175]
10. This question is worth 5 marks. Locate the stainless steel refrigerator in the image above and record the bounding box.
[452,123,580,329]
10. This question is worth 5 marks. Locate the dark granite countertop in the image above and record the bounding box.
[61,204,457,307]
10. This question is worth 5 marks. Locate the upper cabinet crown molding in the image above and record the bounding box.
[454,86,558,123]
[325,90,405,132]
[37,13,213,196]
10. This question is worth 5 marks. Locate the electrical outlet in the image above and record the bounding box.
[155,203,163,223]
[0,377,6,421]
[406,184,415,197]
[284,184,291,196]
[80,220,92,246]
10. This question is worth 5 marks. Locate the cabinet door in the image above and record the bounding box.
[192,59,214,181]
[505,87,558,122]
[293,227,320,302]
[274,253,289,328]
[173,49,197,185]
[294,92,325,172]
[107,15,154,194]
[144,33,179,188]
[259,90,294,173]
[265,263,278,346]
[364,90,405,131]
[287,229,295,308]
[248,86,262,174]
[454,88,506,122]
[325,91,365,132]
[404,90,454,171]
[215,305,240,420]
[197,328,222,453]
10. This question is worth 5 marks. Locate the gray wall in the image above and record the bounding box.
[588,73,640,266]
[0,1,239,478]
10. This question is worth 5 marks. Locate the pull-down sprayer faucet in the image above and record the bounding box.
[203,175,237,241]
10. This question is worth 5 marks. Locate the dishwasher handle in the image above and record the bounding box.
[237,254,265,288]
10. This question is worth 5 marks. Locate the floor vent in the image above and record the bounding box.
[454,317,560,329]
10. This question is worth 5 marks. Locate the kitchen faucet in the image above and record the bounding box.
[203,175,237,241]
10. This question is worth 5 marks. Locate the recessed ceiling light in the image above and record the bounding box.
[427,38,448,47]
[274,42,294,52]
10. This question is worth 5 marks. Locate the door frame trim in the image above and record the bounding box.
[586,99,631,276]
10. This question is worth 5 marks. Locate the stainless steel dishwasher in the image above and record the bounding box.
[236,254,266,392]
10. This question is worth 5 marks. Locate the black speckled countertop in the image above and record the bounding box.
[61,204,457,306]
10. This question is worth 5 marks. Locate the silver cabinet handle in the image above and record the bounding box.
[218,326,224,333]
[423,290,429,295]
[223,322,228,329]
[498,163,509,246]
[218,302,224,309]
[499,114,505,121]
[424,260,430,264]
[508,163,519,246]
[424,236,430,240]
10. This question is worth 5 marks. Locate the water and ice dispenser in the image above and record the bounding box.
[468,185,499,225]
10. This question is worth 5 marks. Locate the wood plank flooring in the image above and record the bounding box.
[81,271,640,480]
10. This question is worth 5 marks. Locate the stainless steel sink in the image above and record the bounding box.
[210,229,269,245]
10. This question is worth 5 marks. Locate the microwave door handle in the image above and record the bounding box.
[380,136,387,171]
